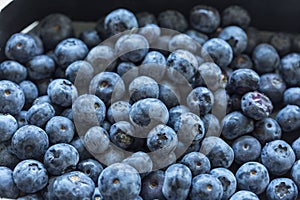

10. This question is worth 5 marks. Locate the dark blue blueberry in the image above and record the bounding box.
[27,55,55,80]
[122,151,153,174]
[0,142,20,169]
[261,139,295,176]
[0,60,27,83]
[222,5,251,28]
[26,102,55,127]
[13,159,48,193]
[270,32,291,56]
[190,5,220,33]
[77,158,103,184]
[140,170,165,200]
[38,13,74,50]
[79,29,101,49]
[136,12,157,27]
[181,152,211,176]
[0,80,25,115]
[235,161,270,195]
[276,105,300,132]
[45,116,75,144]
[129,76,159,103]
[117,62,137,77]
[227,94,242,112]
[70,137,92,161]
[279,53,300,86]
[189,173,223,200]
[83,126,110,154]
[232,135,261,164]
[5,33,42,63]
[44,143,79,175]
[292,137,300,159]
[167,105,189,131]
[229,190,259,200]
[52,171,95,199]
[158,10,188,32]
[89,72,125,105]
[65,60,94,84]
[11,125,49,160]
[202,113,221,137]
[221,111,254,140]
[162,164,192,200]
[140,51,167,81]
[231,54,253,69]
[252,117,282,144]
[241,91,273,120]
[185,29,209,46]
[98,163,141,200]
[226,68,260,95]
[107,100,131,124]
[61,108,73,120]
[291,160,300,189]
[168,33,198,53]
[47,78,78,107]
[19,80,39,107]
[16,110,28,127]
[258,73,286,103]
[201,38,233,68]
[200,136,234,168]
[0,166,19,198]
[158,81,180,109]
[197,62,223,91]
[266,178,298,200]
[283,87,300,106]
[0,113,18,142]
[54,38,88,69]
[34,78,51,95]
[110,121,137,150]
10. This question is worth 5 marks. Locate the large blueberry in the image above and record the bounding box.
[279,53,300,86]
[27,55,55,80]
[158,10,188,32]
[266,178,298,200]
[26,102,55,127]
[77,158,103,184]
[140,170,165,200]
[0,60,27,83]
[276,105,300,132]
[0,113,18,142]
[181,152,211,176]
[229,190,259,200]
[252,117,282,144]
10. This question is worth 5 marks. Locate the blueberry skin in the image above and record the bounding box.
[158,81,180,109]
[185,29,209,46]
[52,171,95,199]
[27,55,55,80]
[158,10,188,32]
[229,190,259,200]
[221,111,254,140]
[252,43,280,74]
[13,159,48,193]
[231,54,253,69]
[226,68,260,95]
[47,78,78,107]
[54,38,88,69]
[84,126,110,154]
[107,100,131,123]
[0,142,20,169]
[5,33,42,63]
[26,102,55,127]
[197,62,223,91]
[232,136,261,164]
[236,162,270,195]
[210,168,237,200]
[253,117,281,144]
[190,5,220,33]
[186,87,214,116]
[79,29,101,49]
[167,105,189,131]
[16,110,28,127]
[122,151,153,174]
[141,170,166,200]
[276,105,300,132]
[0,113,18,142]
[291,160,300,189]
[70,137,92,161]
[140,51,167,81]
[201,38,233,68]
[110,121,137,150]
[0,166,19,198]
[261,140,296,176]
[117,62,137,77]
[44,143,79,175]
[279,53,300,86]
[292,137,300,159]
[241,91,273,120]
[168,33,198,53]
[98,163,141,200]
[222,5,251,28]
[45,116,75,144]
[219,26,248,55]
[283,87,300,106]
[258,73,286,103]
[161,164,191,200]
[17,194,43,200]
[181,152,211,176]
[136,12,157,27]
[0,60,27,83]
[19,80,39,107]
[189,174,223,200]
[202,113,221,137]
[270,32,291,56]
[77,159,103,184]
[11,125,49,160]
[200,136,234,168]
[266,178,298,200]
[139,24,161,44]
[61,108,73,120]
[0,80,25,115]
[129,76,159,103]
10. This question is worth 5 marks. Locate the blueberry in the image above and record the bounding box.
[185,29,209,46]
[107,100,131,124]
[44,143,79,175]
[110,121,137,150]
[276,105,300,132]
[0,113,18,142]
[158,81,180,109]
[17,194,43,200]
[189,174,223,200]
[27,55,55,80]
[283,87,300,106]
[61,108,73,120]
[140,170,165,200]
[0,60,27,83]
[65,60,94,84]
[202,113,221,137]
[140,51,167,81]
[266,178,298,200]
[136,12,157,27]
[245,27,262,54]
[70,137,92,161]
[221,111,254,140]
[279,53,300,86]
[16,110,28,127]
[158,10,188,32]
[116,62,139,86]
[45,116,75,144]
[0,80,25,115]
[98,163,141,200]
[186,86,214,115]
[231,54,253,69]
[122,151,153,174]
[34,78,51,95]
[291,160,300,189]
[0,142,20,169]
[181,152,211,176]
[210,168,237,200]
[19,80,39,108]
[190,5,220,33]
[79,29,101,49]
[200,136,234,168]
[83,126,110,154]
[197,62,223,91]
[26,102,55,127]
[235,162,270,194]
[252,117,282,144]
[13,159,48,193]
[77,159,103,184]
[168,33,198,53]
[201,38,233,68]
[52,171,95,199]
[292,137,300,159]
[167,105,189,129]
[222,5,251,28]
[11,125,49,160]
[5,33,42,63]
[232,136,261,164]
[229,190,259,200]
[139,24,161,44]
[261,139,296,176]
[0,166,19,198]
[270,32,291,56]
[129,76,159,103]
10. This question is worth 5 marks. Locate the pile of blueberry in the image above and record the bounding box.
[0,4,300,200]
